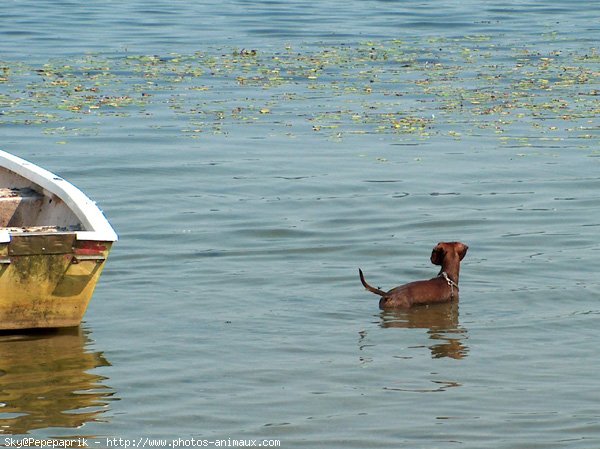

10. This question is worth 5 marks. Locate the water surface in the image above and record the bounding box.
[1,1,600,447]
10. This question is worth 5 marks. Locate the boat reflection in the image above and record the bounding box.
[379,302,469,359]
[0,327,116,435]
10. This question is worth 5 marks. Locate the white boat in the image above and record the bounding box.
[0,150,117,329]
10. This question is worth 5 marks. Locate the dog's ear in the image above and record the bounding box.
[457,243,469,261]
[430,243,444,265]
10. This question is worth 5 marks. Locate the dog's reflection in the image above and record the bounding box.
[379,301,469,359]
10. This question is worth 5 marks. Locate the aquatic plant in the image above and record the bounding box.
[0,38,598,145]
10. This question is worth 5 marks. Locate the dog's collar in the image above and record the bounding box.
[440,272,459,297]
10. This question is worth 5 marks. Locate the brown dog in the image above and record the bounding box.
[359,242,468,309]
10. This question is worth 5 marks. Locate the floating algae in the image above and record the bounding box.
[0,38,598,144]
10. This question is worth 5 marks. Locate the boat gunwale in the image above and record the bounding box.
[0,150,118,243]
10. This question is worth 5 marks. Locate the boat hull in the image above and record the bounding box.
[0,234,112,329]
[0,149,117,330]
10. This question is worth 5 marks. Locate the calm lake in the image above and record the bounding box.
[1,1,600,447]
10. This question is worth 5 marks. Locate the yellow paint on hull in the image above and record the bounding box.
[0,237,112,329]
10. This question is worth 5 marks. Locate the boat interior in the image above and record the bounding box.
[0,170,83,233]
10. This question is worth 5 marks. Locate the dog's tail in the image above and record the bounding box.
[359,268,388,297]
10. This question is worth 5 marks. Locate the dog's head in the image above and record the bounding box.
[430,242,469,265]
